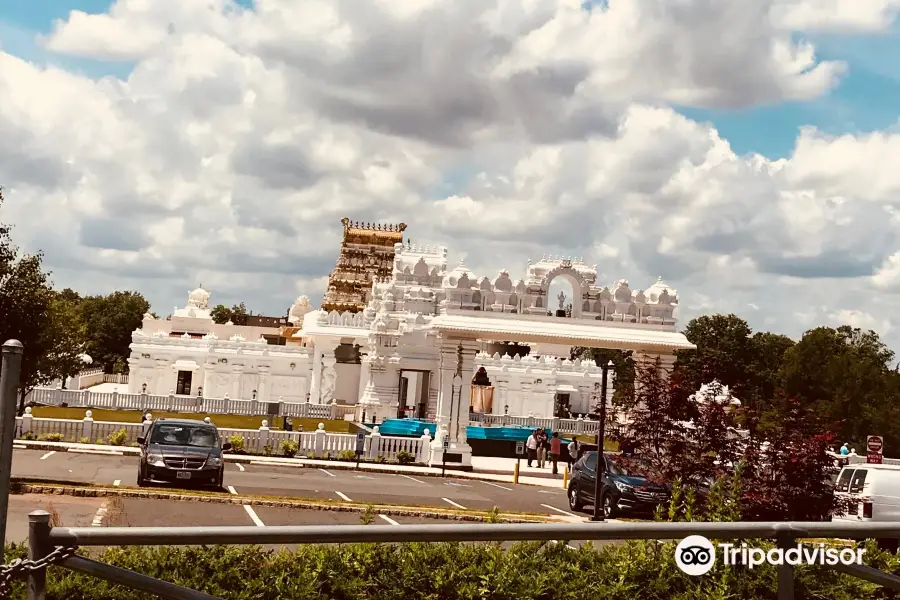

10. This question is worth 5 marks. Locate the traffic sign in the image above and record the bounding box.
[515,441,525,455]
[867,435,884,454]
[356,430,366,453]
[868,452,884,464]
[443,439,450,450]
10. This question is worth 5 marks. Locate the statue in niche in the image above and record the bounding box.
[557,290,567,310]
[321,362,337,403]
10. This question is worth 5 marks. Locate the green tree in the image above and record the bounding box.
[674,314,755,397]
[778,325,895,447]
[210,304,231,324]
[569,347,634,406]
[210,302,249,325]
[78,291,150,372]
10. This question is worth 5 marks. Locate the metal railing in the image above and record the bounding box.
[7,514,900,600]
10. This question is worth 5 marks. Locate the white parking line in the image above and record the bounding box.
[244,505,265,527]
[335,491,352,502]
[481,481,513,491]
[378,514,400,526]
[319,469,336,477]
[236,463,245,472]
[113,480,121,487]
[442,498,466,509]
[444,482,471,488]
[91,501,108,527]
[397,474,424,484]
[227,486,238,495]
[40,451,55,460]
[541,504,579,518]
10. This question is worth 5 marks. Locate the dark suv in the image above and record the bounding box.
[567,451,669,517]
[137,418,231,488]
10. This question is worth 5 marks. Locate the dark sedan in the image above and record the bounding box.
[567,451,669,517]
[136,418,231,488]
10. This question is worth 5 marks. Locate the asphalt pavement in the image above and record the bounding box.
[10,448,583,520]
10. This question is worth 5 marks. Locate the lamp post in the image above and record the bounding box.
[592,360,614,522]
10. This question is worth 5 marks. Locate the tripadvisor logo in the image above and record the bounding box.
[675,535,866,576]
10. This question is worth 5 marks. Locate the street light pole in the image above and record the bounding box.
[592,360,613,522]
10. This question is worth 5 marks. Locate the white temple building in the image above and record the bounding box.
[129,241,694,468]
[127,288,316,403]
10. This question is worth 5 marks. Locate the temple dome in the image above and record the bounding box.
[188,286,210,309]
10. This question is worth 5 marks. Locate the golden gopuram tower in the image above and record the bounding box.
[321,218,408,313]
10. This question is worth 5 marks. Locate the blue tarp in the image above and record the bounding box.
[366,419,573,443]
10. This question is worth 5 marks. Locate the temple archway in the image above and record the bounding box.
[542,266,585,319]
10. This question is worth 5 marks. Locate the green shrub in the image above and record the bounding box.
[78,437,90,445]
[281,440,299,458]
[20,432,36,441]
[36,433,63,442]
[0,539,891,600]
[337,449,356,461]
[374,455,388,464]
[107,428,128,446]
[263,445,272,456]
[396,450,415,465]
[228,435,245,453]
[360,505,376,525]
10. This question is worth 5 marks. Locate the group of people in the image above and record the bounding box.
[525,428,580,475]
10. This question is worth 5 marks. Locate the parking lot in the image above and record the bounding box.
[11,448,583,519]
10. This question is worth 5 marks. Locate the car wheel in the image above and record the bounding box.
[215,469,224,489]
[137,466,147,487]
[602,492,618,518]
[568,484,584,512]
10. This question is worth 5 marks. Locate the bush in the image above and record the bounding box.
[374,455,388,464]
[20,432,36,441]
[37,433,63,442]
[396,450,416,465]
[281,440,298,458]
[107,429,128,446]
[228,435,245,453]
[337,449,356,462]
[78,437,90,445]
[0,539,891,600]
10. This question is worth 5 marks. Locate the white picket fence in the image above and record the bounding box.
[25,387,357,421]
[14,409,432,463]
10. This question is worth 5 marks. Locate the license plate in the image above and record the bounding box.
[176,471,191,480]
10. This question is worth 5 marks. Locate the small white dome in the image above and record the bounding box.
[188,286,210,308]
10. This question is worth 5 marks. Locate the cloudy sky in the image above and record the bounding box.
[2,0,900,347]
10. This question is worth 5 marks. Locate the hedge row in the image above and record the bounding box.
[3,539,896,599]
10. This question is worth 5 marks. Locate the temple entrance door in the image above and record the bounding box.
[398,369,431,419]
[554,393,571,418]
[176,371,193,395]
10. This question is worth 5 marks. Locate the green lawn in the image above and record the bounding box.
[29,407,353,433]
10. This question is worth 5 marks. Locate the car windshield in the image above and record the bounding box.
[150,424,218,447]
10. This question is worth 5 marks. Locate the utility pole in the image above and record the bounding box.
[592,360,613,522]
[0,340,24,548]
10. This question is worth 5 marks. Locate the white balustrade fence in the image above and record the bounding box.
[469,413,603,436]
[24,387,357,421]
[14,410,431,462]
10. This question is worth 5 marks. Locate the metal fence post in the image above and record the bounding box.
[27,510,51,600]
[777,534,795,600]
[0,339,24,550]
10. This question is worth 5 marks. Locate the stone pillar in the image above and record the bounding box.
[320,352,337,404]
[429,337,478,469]
[257,367,270,403]
[309,339,339,403]
[230,366,242,399]
[309,345,324,402]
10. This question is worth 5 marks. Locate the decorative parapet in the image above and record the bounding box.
[474,352,606,375]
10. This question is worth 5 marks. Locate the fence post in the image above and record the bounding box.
[259,421,270,453]
[111,390,119,409]
[168,390,175,412]
[0,339,24,551]
[314,423,326,455]
[82,410,94,440]
[330,401,337,420]
[27,509,51,600]
[369,426,382,460]
[419,428,432,463]
[80,389,88,407]
[223,393,231,413]
[142,414,153,436]
[776,533,795,600]
[21,407,33,434]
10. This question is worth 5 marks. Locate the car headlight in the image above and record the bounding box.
[614,480,632,492]
[206,456,221,467]
[146,453,165,467]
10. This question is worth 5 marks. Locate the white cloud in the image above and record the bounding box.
[3,0,900,348]
[773,0,900,32]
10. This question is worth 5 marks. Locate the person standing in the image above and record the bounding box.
[549,432,562,475]
[526,430,539,467]
[536,429,547,468]
[567,438,579,466]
